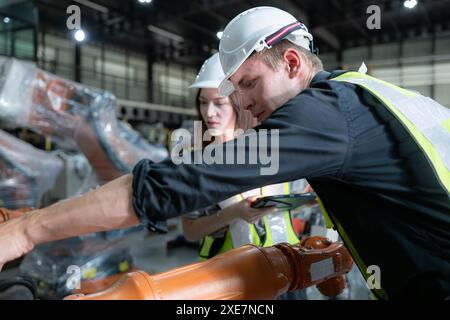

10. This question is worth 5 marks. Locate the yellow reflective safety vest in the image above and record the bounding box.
[316,71,450,300]
[199,182,300,260]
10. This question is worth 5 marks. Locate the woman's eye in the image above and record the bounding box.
[214,100,227,107]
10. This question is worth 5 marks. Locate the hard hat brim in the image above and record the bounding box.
[218,37,265,97]
[189,80,222,89]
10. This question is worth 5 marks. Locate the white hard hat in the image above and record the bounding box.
[218,6,313,96]
[190,53,225,89]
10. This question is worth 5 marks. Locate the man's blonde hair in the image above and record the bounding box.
[256,40,323,72]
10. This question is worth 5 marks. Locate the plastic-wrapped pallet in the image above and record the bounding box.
[19,226,146,300]
[0,57,168,184]
[0,129,63,209]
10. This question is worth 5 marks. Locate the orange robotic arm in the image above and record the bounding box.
[66,236,353,300]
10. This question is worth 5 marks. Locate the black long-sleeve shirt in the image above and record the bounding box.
[132,70,450,299]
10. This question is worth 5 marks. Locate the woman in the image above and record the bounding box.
[181,53,302,261]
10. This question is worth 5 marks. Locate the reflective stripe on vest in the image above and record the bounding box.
[199,229,234,261]
[199,222,261,260]
[261,183,300,247]
[228,193,261,248]
[333,72,450,196]
[199,193,261,260]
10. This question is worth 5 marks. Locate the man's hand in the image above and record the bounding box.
[0,174,138,271]
[0,214,35,271]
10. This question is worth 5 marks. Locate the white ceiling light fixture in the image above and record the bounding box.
[3,17,10,23]
[74,29,86,42]
[216,31,223,39]
[138,0,152,3]
[148,25,184,42]
[403,0,418,9]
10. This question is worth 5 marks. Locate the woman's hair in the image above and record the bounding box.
[194,89,209,148]
[195,88,256,148]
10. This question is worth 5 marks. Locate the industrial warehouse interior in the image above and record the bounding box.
[0,0,449,302]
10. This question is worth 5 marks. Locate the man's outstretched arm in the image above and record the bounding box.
[0,174,138,269]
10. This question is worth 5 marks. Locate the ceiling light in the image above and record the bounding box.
[403,0,418,9]
[74,29,86,42]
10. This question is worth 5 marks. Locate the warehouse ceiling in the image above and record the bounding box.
[36,0,450,67]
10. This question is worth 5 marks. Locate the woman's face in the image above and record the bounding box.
[199,88,236,137]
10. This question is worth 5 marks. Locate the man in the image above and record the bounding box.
[0,7,449,299]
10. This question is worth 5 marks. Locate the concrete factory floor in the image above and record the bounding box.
[130,224,199,275]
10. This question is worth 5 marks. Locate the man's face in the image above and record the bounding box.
[229,55,292,122]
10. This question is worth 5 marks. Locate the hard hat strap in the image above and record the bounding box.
[264,21,307,47]
[310,39,319,56]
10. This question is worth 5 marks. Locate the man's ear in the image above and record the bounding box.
[283,49,301,79]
